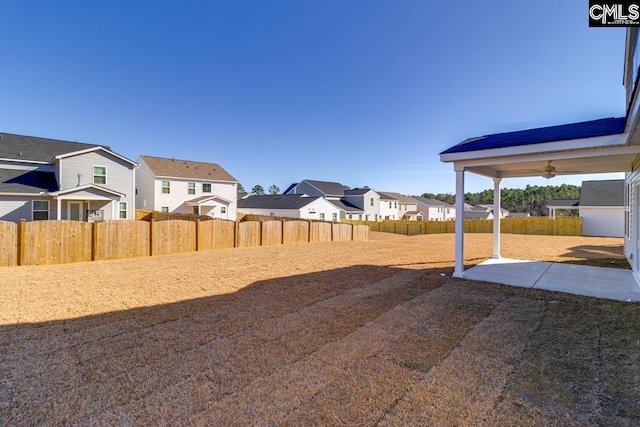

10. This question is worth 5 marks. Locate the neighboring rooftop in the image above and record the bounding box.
[238,194,320,210]
[344,187,375,196]
[301,179,350,197]
[411,196,451,207]
[140,155,237,182]
[547,199,580,208]
[329,199,363,213]
[579,180,624,207]
[441,117,626,155]
[0,169,59,193]
[378,192,417,204]
[0,132,108,163]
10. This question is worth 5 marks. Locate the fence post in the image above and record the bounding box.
[91,222,98,261]
[281,220,285,245]
[234,221,238,248]
[18,219,26,266]
[150,219,155,256]
[259,220,263,246]
[307,220,311,243]
[195,219,201,251]
[350,223,354,241]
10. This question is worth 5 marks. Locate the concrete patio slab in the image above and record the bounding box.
[464,258,640,302]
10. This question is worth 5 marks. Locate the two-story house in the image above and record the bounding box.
[378,192,423,221]
[237,194,342,221]
[0,132,137,222]
[136,155,238,220]
[379,192,400,220]
[411,196,456,221]
[342,188,380,221]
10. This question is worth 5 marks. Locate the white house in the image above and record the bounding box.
[548,180,624,238]
[0,132,137,222]
[379,192,400,220]
[343,188,380,221]
[411,196,456,221]
[378,192,423,220]
[237,194,342,221]
[136,155,238,220]
[285,179,349,200]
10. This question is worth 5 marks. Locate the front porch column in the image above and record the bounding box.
[453,169,465,278]
[492,177,501,259]
[56,199,61,220]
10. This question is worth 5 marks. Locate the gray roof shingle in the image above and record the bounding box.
[579,180,624,207]
[0,132,109,162]
[0,169,59,193]
[303,179,350,197]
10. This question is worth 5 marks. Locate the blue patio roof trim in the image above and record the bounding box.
[440,117,626,155]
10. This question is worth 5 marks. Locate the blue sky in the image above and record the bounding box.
[0,1,628,194]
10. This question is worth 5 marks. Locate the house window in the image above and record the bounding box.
[193,206,199,215]
[161,206,169,213]
[220,206,226,214]
[320,213,325,220]
[394,202,397,208]
[93,166,106,185]
[188,182,196,195]
[389,202,392,208]
[162,181,170,194]
[119,202,127,219]
[358,214,362,220]
[370,198,374,206]
[332,213,337,221]
[202,183,211,193]
[348,214,352,219]
[32,200,49,220]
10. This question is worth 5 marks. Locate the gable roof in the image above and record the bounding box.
[441,117,626,155]
[379,192,398,201]
[140,155,237,182]
[579,179,624,207]
[237,194,321,210]
[302,179,350,197]
[0,169,58,193]
[378,192,417,204]
[0,132,110,163]
[411,196,451,207]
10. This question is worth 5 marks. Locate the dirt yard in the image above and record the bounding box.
[1,232,638,426]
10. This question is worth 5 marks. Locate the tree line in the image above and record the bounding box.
[422,184,581,217]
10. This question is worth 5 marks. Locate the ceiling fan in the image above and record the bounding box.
[517,161,583,179]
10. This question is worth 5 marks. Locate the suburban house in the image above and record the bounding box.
[411,196,455,221]
[342,188,380,221]
[284,179,380,220]
[0,132,137,222]
[548,180,624,237]
[237,194,341,221]
[136,155,237,220]
[438,27,640,285]
[378,192,423,220]
[379,192,400,220]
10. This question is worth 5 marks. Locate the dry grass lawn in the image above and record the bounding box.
[1,232,638,426]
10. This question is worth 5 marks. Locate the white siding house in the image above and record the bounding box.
[579,180,625,238]
[136,155,238,220]
[379,193,400,220]
[0,133,136,222]
[238,194,342,221]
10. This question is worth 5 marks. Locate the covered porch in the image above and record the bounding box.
[50,184,127,221]
[440,117,640,296]
[186,195,232,219]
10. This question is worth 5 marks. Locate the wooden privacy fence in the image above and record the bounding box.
[0,219,369,267]
[343,216,582,237]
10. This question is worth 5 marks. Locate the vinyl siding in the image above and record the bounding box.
[135,157,157,209]
[58,150,135,219]
[152,177,237,219]
[0,196,55,222]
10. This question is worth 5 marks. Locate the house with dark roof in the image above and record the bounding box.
[285,179,350,200]
[136,155,238,220]
[237,194,341,221]
[548,180,624,237]
[0,132,137,222]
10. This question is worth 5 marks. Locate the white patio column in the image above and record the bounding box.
[453,168,465,278]
[492,177,501,259]
[56,198,61,220]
